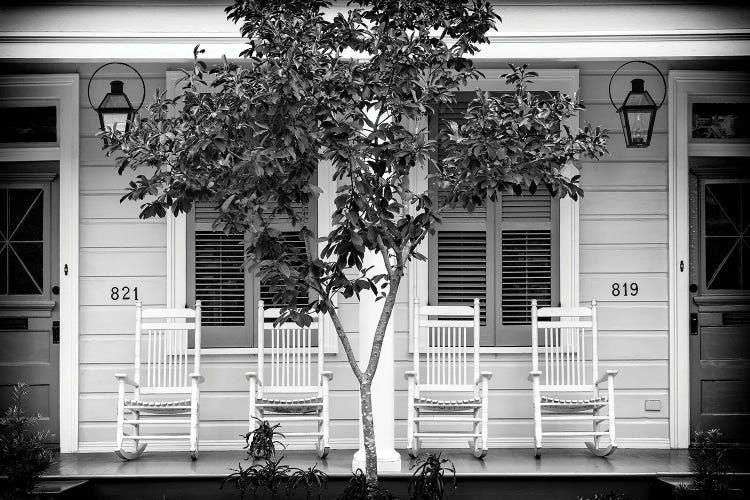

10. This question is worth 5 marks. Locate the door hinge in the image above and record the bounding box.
[52,321,60,344]
[64,264,69,276]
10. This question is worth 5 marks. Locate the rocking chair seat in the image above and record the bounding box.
[123,398,193,414]
[256,396,323,414]
[540,395,608,412]
[414,396,482,412]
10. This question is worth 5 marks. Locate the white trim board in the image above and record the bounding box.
[408,69,580,353]
[667,71,750,449]
[0,74,80,452]
[78,437,669,453]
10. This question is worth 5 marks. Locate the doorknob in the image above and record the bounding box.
[52,285,59,295]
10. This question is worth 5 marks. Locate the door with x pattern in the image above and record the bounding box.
[0,166,60,444]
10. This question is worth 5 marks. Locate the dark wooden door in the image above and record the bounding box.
[0,162,60,444]
[689,162,750,445]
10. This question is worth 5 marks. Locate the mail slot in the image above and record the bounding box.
[0,317,29,330]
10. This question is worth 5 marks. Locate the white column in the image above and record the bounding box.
[352,249,402,472]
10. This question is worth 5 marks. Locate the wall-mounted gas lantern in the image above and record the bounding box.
[608,61,666,148]
[87,62,145,144]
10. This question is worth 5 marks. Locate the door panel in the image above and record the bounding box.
[689,160,750,446]
[0,162,59,444]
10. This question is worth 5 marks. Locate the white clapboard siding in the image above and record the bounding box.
[75,61,671,451]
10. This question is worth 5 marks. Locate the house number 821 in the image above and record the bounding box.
[111,286,139,301]
[611,282,638,297]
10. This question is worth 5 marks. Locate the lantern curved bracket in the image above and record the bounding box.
[608,60,666,112]
[86,62,146,112]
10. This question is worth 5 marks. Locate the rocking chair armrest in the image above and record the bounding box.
[245,372,262,385]
[189,372,205,384]
[476,371,493,385]
[595,370,619,386]
[404,370,418,385]
[114,373,139,388]
[528,370,542,382]
[320,370,333,383]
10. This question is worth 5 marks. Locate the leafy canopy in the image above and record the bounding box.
[105,0,607,326]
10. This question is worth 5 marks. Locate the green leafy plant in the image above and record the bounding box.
[287,463,328,500]
[408,453,456,500]
[0,382,54,500]
[339,469,398,500]
[104,0,608,488]
[676,428,736,499]
[242,416,286,461]
[222,456,291,499]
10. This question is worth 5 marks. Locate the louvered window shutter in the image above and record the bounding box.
[496,191,559,346]
[427,91,559,347]
[188,200,317,348]
[188,202,253,347]
[428,92,493,344]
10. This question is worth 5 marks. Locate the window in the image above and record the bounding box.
[426,90,560,347]
[187,201,317,348]
[0,186,48,296]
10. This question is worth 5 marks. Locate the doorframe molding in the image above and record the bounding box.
[0,74,80,452]
[667,70,750,449]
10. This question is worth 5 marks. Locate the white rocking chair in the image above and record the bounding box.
[246,302,332,458]
[406,298,492,459]
[114,301,204,460]
[529,299,617,458]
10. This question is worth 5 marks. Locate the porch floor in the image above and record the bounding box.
[43,448,749,479]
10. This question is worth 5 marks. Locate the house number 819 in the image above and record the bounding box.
[611,283,638,297]
[111,286,138,301]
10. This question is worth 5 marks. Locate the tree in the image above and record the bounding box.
[104,0,608,489]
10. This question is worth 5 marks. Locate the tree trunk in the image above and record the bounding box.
[358,379,379,489]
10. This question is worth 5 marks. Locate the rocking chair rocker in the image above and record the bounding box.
[529,299,617,458]
[115,301,204,460]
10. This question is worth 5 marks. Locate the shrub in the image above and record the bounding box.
[408,453,456,500]
[575,493,635,500]
[675,428,735,499]
[339,469,398,500]
[0,383,54,500]
[287,463,328,500]
[242,417,285,461]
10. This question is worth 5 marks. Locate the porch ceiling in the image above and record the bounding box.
[1,2,749,61]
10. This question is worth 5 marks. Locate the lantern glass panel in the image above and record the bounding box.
[100,112,131,133]
[626,110,652,146]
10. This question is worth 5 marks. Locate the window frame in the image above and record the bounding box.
[165,71,338,354]
[408,69,580,353]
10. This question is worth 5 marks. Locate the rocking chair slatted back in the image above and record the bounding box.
[532,299,598,391]
[258,301,324,394]
[413,298,480,392]
[136,301,202,396]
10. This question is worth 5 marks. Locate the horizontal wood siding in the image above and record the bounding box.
[577,64,670,443]
[76,62,670,450]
